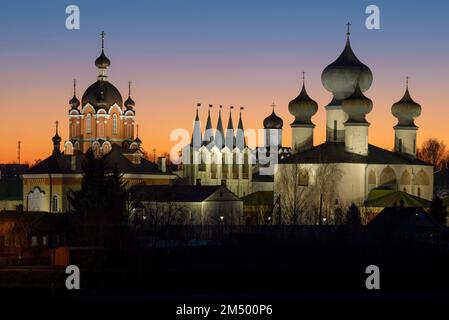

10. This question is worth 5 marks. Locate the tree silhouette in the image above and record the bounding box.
[345,203,361,227]
[67,149,128,247]
[429,196,447,226]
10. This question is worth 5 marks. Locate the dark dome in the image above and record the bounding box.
[263,110,283,129]
[124,96,135,109]
[69,95,80,109]
[82,80,123,109]
[95,50,111,69]
[52,133,61,144]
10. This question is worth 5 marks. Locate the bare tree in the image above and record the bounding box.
[275,164,314,224]
[417,138,447,170]
[275,162,343,225]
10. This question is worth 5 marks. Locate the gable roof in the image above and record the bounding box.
[242,191,274,206]
[25,145,168,175]
[280,142,432,166]
[367,206,441,229]
[130,184,240,203]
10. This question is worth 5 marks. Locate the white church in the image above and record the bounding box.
[275,27,433,222]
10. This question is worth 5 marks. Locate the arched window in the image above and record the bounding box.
[368,170,376,185]
[52,195,58,212]
[113,114,118,135]
[86,114,92,134]
[380,166,397,189]
[415,169,430,186]
[400,170,411,185]
[102,142,111,154]
[417,187,421,197]
[297,169,309,187]
[64,142,74,155]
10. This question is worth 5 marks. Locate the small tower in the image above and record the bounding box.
[52,121,62,155]
[214,105,224,149]
[202,104,214,147]
[391,77,421,157]
[235,107,246,150]
[124,80,135,110]
[321,24,373,143]
[95,31,111,81]
[191,104,202,148]
[69,79,80,111]
[288,73,318,152]
[341,83,373,155]
[263,103,283,148]
[225,106,235,149]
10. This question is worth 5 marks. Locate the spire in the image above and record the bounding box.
[236,106,246,149]
[134,124,142,144]
[69,79,80,109]
[95,31,111,80]
[203,104,214,146]
[124,80,136,110]
[191,104,202,148]
[225,106,235,149]
[52,120,61,155]
[346,22,351,39]
[214,105,224,149]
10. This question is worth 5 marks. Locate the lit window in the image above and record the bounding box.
[52,195,58,212]
[113,114,118,135]
[31,236,38,247]
[86,114,92,134]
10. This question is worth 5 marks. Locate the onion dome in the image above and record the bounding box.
[342,82,373,123]
[69,79,80,109]
[321,24,373,101]
[263,107,283,129]
[134,125,142,144]
[288,74,318,125]
[124,81,135,109]
[95,32,110,69]
[391,78,421,127]
[52,121,61,155]
[81,80,123,109]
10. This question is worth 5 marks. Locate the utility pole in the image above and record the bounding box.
[152,147,156,163]
[17,140,21,164]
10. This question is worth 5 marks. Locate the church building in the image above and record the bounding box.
[275,26,433,223]
[22,32,175,213]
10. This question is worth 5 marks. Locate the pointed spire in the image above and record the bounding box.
[225,106,235,149]
[214,105,224,149]
[191,104,202,147]
[346,22,351,39]
[236,107,246,149]
[203,104,214,146]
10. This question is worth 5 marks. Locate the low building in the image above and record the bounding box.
[130,184,243,225]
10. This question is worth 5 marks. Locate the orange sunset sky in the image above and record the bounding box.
[0,1,448,164]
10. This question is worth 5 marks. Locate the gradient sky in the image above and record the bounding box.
[1,0,448,163]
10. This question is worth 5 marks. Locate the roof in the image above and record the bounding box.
[0,177,23,200]
[242,191,273,206]
[130,185,236,203]
[365,189,432,208]
[367,207,441,229]
[279,142,432,166]
[0,164,29,177]
[25,145,168,175]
